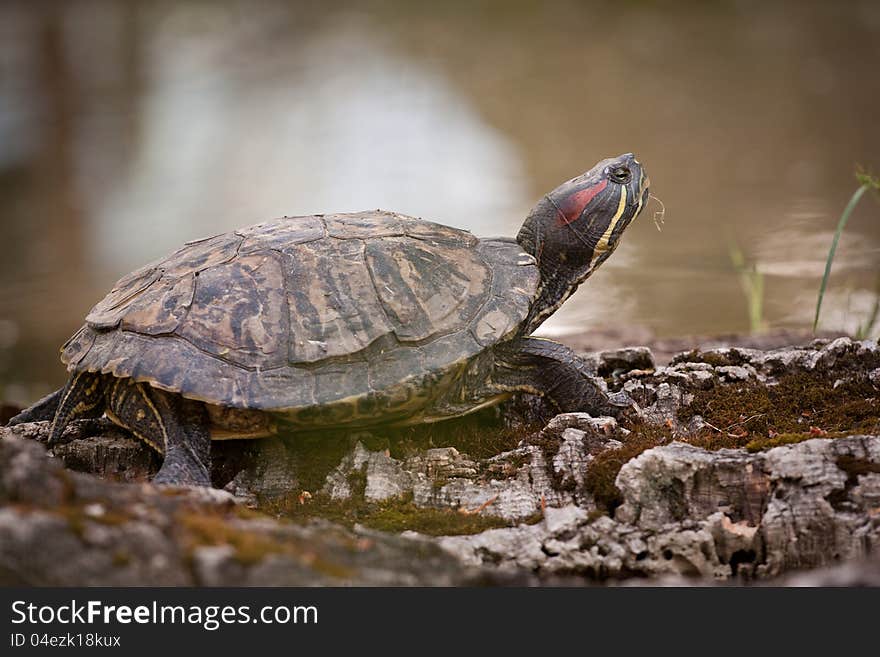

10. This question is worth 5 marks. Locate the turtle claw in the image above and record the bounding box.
[152,443,211,487]
[5,388,63,427]
[152,460,212,488]
[606,391,643,426]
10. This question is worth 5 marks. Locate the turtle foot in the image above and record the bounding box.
[153,454,212,487]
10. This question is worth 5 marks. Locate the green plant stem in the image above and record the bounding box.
[813,184,870,332]
[855,272,880,339]
[729,242,764,333]
[750,267,764,332]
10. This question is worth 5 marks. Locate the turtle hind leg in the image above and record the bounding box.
[150,391,211,487]
[6,388,65,426]
[106,378,211,487]
[47,372,108,445]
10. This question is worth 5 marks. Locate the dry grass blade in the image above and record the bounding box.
[648,193,666,231]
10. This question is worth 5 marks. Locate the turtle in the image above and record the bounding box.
[8,153,649,486]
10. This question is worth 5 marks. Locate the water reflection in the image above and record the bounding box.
[95,15,528,272]
[1,0,878,403]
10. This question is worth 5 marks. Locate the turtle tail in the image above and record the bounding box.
[48,372,108,445]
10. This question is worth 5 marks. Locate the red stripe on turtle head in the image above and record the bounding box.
[554,179,608,225]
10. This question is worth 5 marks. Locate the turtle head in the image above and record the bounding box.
[517,153,649,331]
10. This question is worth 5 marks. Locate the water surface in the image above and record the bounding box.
[1,0,879,402]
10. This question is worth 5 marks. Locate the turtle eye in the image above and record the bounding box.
[607,166,632,184]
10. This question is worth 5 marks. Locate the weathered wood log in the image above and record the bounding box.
[3,337,878,584]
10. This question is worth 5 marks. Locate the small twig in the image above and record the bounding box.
[702,413,765,438]
[701,420,727,434]
[725,414,765,432]
[459,494,499,516]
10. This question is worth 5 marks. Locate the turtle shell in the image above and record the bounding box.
[61,212,539,426]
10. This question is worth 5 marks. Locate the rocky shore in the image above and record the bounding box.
[2,336,879,585]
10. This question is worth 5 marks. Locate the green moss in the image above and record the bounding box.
[231,505,264,520]
[579,369,879,515]
[683,371,880,439]
[258,488,539,536]
[179,510,355,578]
[53,504,132,538]
[256,417,543,535]
[385,412,541,461]
[112,550,131,567]
[359,502,520,535]
[91,509,131,526]
[744,432,834,452]
[179,512,290,565]
[235,395,545,538]
[583,426,669,513]
[358,433,391,453]
[258,368,878,529]
[346,468,367,498]
[585,509,607,524]
[277,430,359,494]
[159,488,189,498]
[56,469,78,504]
[271,406,541,497]
[57,506,86,538]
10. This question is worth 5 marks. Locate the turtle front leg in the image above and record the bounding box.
[493,337,638,421]
[6,388,64,426]
[106,379,212,487]
[48,372,108,445]
[7,373,108,444]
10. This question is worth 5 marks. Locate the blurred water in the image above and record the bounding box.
[1,0,879,402]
